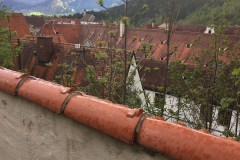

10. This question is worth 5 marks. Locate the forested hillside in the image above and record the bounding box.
[65,0,240,26]
[98,0,208,26]
[182,0,240,25]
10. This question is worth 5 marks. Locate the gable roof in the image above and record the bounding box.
[39,24,81,44]
[81,14,95,22]
[39,23,239,66]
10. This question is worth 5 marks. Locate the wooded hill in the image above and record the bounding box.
[182,0,240,25]
[64,0,240,26]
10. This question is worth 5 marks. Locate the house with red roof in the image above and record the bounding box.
[14,22,240,137]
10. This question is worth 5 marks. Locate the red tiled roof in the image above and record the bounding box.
[0,13,31,41]
[45,17,80,24]
[81,14,95,22]
[17,39,103,86]
[39,24,81,44]
[38,23,240,65]
[174,24,206,33]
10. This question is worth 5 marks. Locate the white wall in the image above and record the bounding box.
[144,89,240,136]
[127,56,146,107]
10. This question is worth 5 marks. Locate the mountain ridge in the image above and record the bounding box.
[1,0,123,15]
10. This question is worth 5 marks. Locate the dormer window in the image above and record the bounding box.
[224,47,228,51]
[89,31,94,36]
[160,40,167,44]
[204,27,215,34]
[219,47,228,52]
[186,44,193,48]
[56,32,59,34]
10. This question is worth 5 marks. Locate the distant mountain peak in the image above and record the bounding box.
[1,0,123,15]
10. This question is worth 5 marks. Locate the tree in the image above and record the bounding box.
[0,3,22,68]
[166,0,240,137]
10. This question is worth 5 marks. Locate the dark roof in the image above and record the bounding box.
[174,24,206,33]
[139,59,167,91]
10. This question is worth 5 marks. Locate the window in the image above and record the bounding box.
[186,44,192,48]
[160,40,167,44]
[200,105,212,122]
[38,60,48,66]
[217,108,232,127]
[154,93,164,108]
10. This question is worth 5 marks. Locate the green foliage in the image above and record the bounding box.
[108,30,116,38]
[96,40,106,48]
[0,4,22,68]
[0,2,9,19]
[182,0,240,25]
[141,42,152,58]
[97,0,104,7]
[121,16,129,26]
[142,4,149,12]
[62,0,240,26]
[55,59,77,87]
[232,68,240,76]
[220,98,236,109]
[94,0,210,27]
[96,50,107,60]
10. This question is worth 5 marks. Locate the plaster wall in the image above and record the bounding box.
[128,55,147,107]
[0,91,169,160]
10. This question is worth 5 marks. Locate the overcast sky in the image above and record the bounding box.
[7,0,46,5]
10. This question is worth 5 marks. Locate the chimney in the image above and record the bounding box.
[37,36,53,63]
[83,9,87,16]
[120,22,125,38]
[152,23,155,28]
[103,21,106,27]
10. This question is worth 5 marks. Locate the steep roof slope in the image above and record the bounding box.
[0,13,31,41]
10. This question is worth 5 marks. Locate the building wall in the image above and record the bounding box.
[128,56,146,107]
[0,90,169,160]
